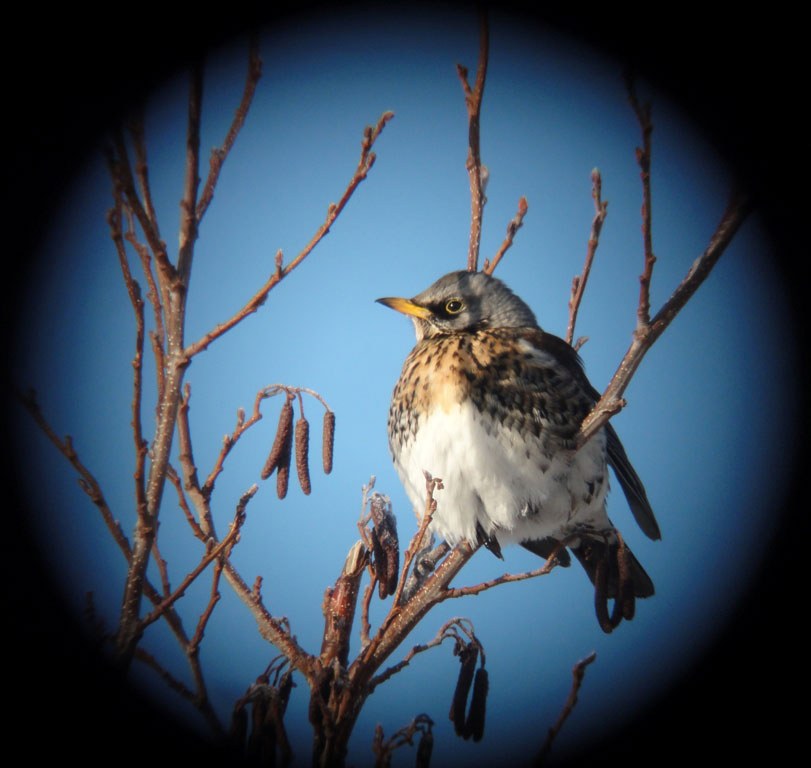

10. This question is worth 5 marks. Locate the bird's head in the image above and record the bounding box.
[377,270,537,340]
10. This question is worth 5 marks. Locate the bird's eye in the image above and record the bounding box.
[444,298,465,315]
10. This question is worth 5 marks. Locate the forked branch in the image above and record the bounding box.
[575,79,752,447]
[566,169,607,347]
[184,111,394,359]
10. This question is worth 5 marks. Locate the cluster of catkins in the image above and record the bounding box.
[260,391,335,499]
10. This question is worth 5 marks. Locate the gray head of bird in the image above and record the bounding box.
[377,270,538,340]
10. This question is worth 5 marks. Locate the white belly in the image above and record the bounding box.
[394,400,611,547]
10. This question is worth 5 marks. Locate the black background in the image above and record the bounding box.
[4,2,806,765]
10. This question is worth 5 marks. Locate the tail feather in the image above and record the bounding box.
[523,533,654,634]
[570,537,654,599]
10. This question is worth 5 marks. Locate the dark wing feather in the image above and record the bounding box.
[604,422,661,539]
[528,329,661,541]
[521,538,572,566]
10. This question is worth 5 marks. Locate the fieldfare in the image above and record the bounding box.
[378,270,661,632]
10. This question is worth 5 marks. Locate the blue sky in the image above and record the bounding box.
[13,6,797,766]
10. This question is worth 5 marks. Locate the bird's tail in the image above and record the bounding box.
[570,535,654,633]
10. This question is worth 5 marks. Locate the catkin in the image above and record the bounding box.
[261,396,294,480]
[416,730,434,768]
[295,416,311,495]
[229,706,248,751]
[322,410,335,474]
[450,644,478,736]
[275,403,294,499]
[464,668,488,742]
[276,450,291,499]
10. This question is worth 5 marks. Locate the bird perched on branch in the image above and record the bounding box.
[378,270,660,632]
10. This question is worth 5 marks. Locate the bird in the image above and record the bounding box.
[377,269,661,632]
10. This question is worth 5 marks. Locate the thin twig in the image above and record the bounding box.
[183,111,394,359]
[483,196,528,275]
[372,714,434,767]
[128,115,161,232]
[196,35,263,222]
[108,130,174,283]
[189,550,225,654]
[626,73,655,329]
[17,389,134,560]
[135,646,198,703]
[175,386,318,685]
[368,618,478,692]
[107,200,150,520]
[202,397,263,499]
[139,499,250,630]
[535,652,597,765]
[566,169,607,346]
[391,472,441,607]
[121,212,167,394]
[457,9,489,272]
[165,463,207,541]
[577,190,751,447]
[177,62,203,286]
[444,538,569,599]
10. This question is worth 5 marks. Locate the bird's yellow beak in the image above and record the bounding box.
[376,296,432,320]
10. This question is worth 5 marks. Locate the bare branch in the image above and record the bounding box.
[175,387,318,685]
[392,471,442,607]
[626,73,656,329]
[135,646,198,703]
[368,618,479,693]
[107,130,174,283]
[566,169,607,345]
[444,538,569,599]
[457,9,489,272]
[166,463,207,542]
[483,196,528,275]
[107,198,150,519]
[128,115,161,233]
[190,558,224,653]
[535,652,597,765]
[139,493,251,630]
[196,35,263,223]
[183,111,394,359]
[176,62,203,285]
[17,389,133,561]
[577,190,751,447]
[372,714,434,767]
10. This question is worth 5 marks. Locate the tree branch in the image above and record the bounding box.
[577,190,752,447]
[626,74,655,329]
[183,111,394,359]
[196,36,263,223]
[139,495,250,630]
[535,652,597,765]
[566,169,607,347]
[175,382,319,686]
[457,9,489,272]
[483,196,528,275]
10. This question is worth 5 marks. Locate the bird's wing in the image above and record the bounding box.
[521,329,661,541]
[604,422,661,540]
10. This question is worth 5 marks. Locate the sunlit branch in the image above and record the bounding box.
[457,9,489,272]
[566,169,607,347]
[183,111,394,359]
[196,36,263,223]
[483,196,528,276]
